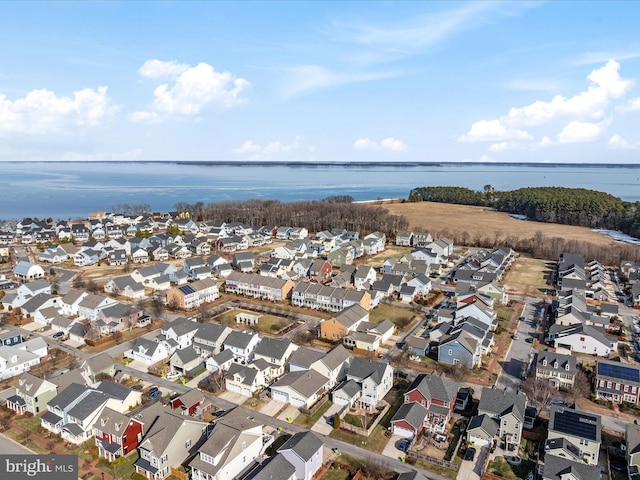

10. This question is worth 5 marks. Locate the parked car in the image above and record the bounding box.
[434,434,447,443]
[464,448,476,461]
[165,371,181,380]
[550,397,567,406]
[53,331,65,339]
[148,389,162,400]
[397,439,411,452]
[213,410,227,418]
[512,333,520,340]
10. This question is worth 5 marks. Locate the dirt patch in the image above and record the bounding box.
[382,201,621,248]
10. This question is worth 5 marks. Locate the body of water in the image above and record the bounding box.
[1,161,639,220]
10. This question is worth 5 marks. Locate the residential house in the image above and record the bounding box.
[225,363,266,397]
[222,330,261,364]
[478,387,527,452]
[165,278,219,310]
[170,347,204,377]
[626,422,640,479]
[466,414,499,447]
[547,406,601,465]
[346,357,394,411]
[6,372,57,415]
[231,252,256,272]
[205,350,234,374]
[391,402,429,438]
[192,323,232,357]
[534,350,577,389]
[594,359,640,404]
[225,272,295,302]
[270,369,329,408]
[354,265,377,291]
[403,372,459,433]
[169,389,214,417]
[327,246,354,267]
[59,289,87,316]
[104,275,146,300]
[108,249,128,266]
[94,407,144,461]
[160,317,200,350]
[81,353,115,384]
[253,336,297,378]
[309,344,351,388]
[547,323,617,357]
[135,411,210,479]
[320,304,369,341]
[14,261,45,281]
[188,415,264,480]
[0,343,45,380]
[78,293,118,321]
[308,259,332,284]
[277,431,323,480]
[541,456,599,480]
[288,347,326,373]
[395,231,414,246]
[438,331,482,368]
[126,338,174,366]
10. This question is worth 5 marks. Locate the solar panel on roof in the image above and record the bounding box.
[598,362,640,383]
[552,410,598,441]
[178,285,195,295]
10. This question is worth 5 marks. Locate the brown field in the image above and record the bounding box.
[503,255,554,297]
[382,201,621,248]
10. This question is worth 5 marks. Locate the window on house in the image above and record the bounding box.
[448,349,453,356]
[186,439,191,448]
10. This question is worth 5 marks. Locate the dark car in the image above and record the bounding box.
[464,447,476,461]
[148,389,162,400]
[53,331,65,339]
[214,410,226,418]
[397,439,410,452]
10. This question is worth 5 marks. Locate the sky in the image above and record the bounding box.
[1,1,640,163]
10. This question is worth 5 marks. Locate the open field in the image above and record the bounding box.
[503,255,553,297]
[382,201,622,248]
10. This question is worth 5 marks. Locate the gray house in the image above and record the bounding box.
[438,331,481,368]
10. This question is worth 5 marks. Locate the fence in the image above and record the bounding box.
[406,449,459,471]
[299,393,329,416]
[338,402,391,437]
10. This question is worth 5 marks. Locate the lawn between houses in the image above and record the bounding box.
[214,308,290,334]
[368,303,421,333]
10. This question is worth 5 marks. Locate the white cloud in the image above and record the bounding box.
[131,60,250,121]
[232,136,309,160]
[540,136,553,147]
[62,148,142,161]
[505,60,631,127]
[573,51,640,65]
[353,136,408,152]
[0,86,114,134]
[557,120,605,143]
[380,137,408,152]
[353,137,379,150]
[608,134,639,150]
[138,59,189,79]
[488,142,511,153]
[618,97,640,112]
[459,119,532,142]
[232,140,261,154]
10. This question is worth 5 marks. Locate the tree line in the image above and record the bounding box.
[409,185,640,239]
[173,198,409,237]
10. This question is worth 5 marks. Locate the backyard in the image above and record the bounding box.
[503,255,553,298]
[213,308,291,334]
[369,303,421,332]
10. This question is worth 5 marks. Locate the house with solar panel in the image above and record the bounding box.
[594,359,640,404]
[546,406,601,465]
[165,277,219,311]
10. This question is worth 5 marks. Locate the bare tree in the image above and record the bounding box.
[521,377,554,410]
[573,368,593,403]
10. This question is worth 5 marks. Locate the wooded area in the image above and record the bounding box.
[409,185,640,238]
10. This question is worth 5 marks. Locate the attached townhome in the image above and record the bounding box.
[320,303,369,341]
[192,323,232,357]
[135,411,210,480]
[546,406,601,465]
[107,249,128,266]
[293,283,371,312]
[401,372,459,434]
[534,350,577,389]
[225,272,295,302]
[594,359,640,404]
[223,330,261,364]
[189,415,265,480]
[252,336,297,378]
[547,322,617,357]
[478,387,527,452]
[346,357,394,411]
[6,372,58,415]
[94,407,144,461]
[165,277,219,310]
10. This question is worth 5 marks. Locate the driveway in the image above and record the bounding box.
[277,404,300,423]
[381,434,405,461]
[311,402,342,435]
[219,390,250,404]
[456,446,488,480]
[259,399,286,417]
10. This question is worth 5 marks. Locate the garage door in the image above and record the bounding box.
[392,425,415,438]
[227,383,243,394]
[468,433,490,447]
[272,390,289,403]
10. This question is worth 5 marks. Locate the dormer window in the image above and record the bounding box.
[565,364,570,371]
[542,359,547,366]
[101,418,108,427]
[553,361,558,369]
[115,422,122,432]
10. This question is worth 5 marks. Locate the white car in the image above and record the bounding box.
[165,371,181,380]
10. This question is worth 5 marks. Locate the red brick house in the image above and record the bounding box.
[94,407,144,461]
[403,372,459,433]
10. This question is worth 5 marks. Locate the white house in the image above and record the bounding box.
[277,431,324,480]
[222,331,261,364]
[346,357,394,411]
[126,338,173,366]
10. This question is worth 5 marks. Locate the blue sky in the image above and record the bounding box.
[2,1,640,163]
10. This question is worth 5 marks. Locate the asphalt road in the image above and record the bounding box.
[0,433,34,455]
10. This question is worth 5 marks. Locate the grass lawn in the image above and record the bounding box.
[369,303,420,332]
[293,401,333,429]
[504,255,552,297]
[329,426,389,453]
[360,246,412,268]
[495,303,519,331]
[414,458,459,480]
[14,415,44,434]
[213,308,289,334]
[99,452,138,479]
[320,468,350,480]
